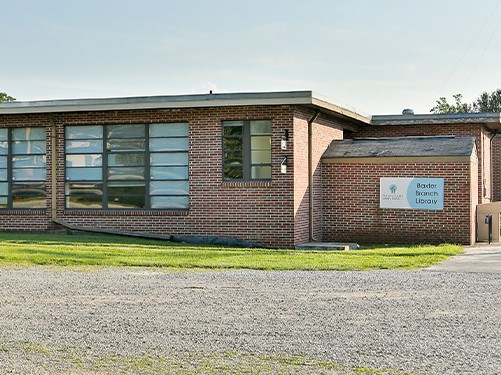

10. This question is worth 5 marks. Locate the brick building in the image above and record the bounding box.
[0,91,499,247]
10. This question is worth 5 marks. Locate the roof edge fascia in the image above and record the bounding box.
[0,91,312,114]
[0,91,371,125]
[311,96,371,124]
[371,112,501,126]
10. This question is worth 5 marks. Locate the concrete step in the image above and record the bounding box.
[295,242,360,251]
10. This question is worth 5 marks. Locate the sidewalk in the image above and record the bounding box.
[426,243,501,273]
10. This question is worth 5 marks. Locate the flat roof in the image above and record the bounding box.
[322,136,476,159]
[0,91,371,125]
[371,112,501,129]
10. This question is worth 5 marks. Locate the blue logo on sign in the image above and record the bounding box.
[389,184,397,194]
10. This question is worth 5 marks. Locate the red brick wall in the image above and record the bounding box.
[352,123,491,204]
[292,109,344,245]
[2,105,484,247]
[322,160,477,245]
[0,115,59,232]
[0,106,296,247]
[293,111,309,244]
[0,105,351,248]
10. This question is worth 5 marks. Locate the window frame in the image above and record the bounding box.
[222,120,272,181]
[64,123,189,210]
[0,127,47,210]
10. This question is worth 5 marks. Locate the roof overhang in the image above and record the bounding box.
[371,112,501,131]
[0,91,371,126]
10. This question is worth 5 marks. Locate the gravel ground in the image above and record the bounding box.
[0,267,499,374]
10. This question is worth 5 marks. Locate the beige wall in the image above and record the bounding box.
[477,202,501,242]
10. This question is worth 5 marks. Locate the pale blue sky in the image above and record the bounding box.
[2,0,501,115]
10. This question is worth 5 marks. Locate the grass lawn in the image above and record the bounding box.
[0,339,416,374]
[0,233,462,271]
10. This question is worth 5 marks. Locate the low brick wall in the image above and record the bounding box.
[322,160,478,245]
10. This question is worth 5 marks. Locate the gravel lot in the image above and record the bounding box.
[0,267,499,374]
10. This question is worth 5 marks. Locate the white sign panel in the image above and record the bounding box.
[380,178,444,210]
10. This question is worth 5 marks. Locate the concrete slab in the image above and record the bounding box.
[426,243,501,273]
[295,242,360,251]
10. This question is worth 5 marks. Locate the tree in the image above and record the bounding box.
[431,89,501,114]
[430,94,472,114]
[473,89,501,112]
[0,92,15,102]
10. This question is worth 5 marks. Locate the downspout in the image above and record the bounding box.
[48,114,57,222]
[308,111,320,242]
[488,129,499,201]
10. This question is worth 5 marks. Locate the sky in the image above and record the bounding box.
[1,0,501,115]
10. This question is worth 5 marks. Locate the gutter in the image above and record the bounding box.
[308,111,320,242]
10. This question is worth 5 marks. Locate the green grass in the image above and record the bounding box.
[0,233,462,270]
[0,339,419,374]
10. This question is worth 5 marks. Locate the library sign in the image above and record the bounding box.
[380,178,444,210]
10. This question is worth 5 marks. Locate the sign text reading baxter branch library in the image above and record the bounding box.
[380,178,444,210]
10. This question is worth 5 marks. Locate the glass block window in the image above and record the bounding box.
[223,120,271,180]
[0,127,47,209]
[65,123,189,209]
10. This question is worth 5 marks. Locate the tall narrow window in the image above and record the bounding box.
[223,120,271,180]
[11,127,47,208]
[65,123,189,210]
[0,129,9,208]
[65,125,104,209]
[107,124,146,209]
[149,123,189,209]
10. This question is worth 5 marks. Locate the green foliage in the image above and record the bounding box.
[430,94,472,114]
[0,92,15,102]
[473,89,501,112]
[431,89,501,114]
[0,233,462,270]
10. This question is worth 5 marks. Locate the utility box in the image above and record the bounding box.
[477,202,501,242]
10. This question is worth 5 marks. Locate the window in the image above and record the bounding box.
[65,123,189,209]
[0,127,47,209]
[223,120,271,180]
